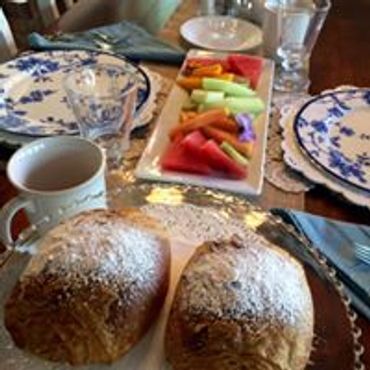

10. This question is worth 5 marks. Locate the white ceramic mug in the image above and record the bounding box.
[0,136,107,247]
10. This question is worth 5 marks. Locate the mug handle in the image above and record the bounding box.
[0,196,32,247]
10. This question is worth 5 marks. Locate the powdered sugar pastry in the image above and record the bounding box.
[181,237,313,329]
[22,210,165,298]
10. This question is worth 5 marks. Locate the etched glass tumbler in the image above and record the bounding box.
[270,0,331,92]
[64,64,137,170]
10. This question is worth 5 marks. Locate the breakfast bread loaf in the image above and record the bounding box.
[5,208,171,365]
[166,236,314,370]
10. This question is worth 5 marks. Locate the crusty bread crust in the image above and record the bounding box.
[5,209,171,365]
[166,237,313,370]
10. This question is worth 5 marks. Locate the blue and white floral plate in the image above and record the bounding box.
[294,89,370,193]
[0,50,150,137]
[279,86,370,209]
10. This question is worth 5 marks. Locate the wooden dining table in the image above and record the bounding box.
[0,0,369,367]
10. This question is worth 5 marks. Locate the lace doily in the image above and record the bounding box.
[264,92,314,193]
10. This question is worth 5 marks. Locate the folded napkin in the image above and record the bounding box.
[271,208,370,320]
[28,21,185,65]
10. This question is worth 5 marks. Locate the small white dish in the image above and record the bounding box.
[135,49,274,196]
[180,16,263,51]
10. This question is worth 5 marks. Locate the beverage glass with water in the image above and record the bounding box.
[199,0,240,15]
[264,0,331,93]
[64,64,138,170]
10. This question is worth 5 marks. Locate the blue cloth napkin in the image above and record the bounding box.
[28,21,185,65]
[271,208,370,320]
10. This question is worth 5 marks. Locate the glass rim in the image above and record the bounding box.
[314,0,331,12]
[268,0,331,12]
[63,62,139,100]
[7,136,105,197]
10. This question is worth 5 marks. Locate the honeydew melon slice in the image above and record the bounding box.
[226,97,264,115]
[199,97,264,115]
[220,141,249,166]
[191,89,225,104]
[182,96,198,110]
[202,78,256,97]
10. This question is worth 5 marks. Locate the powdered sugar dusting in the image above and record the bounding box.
[143,203,312,328]
[22,210,165,296]
[181,237,312,329]
[0,198,359,369]
[142,203,259,245]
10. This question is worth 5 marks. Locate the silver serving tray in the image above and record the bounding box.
[0,183,365,370]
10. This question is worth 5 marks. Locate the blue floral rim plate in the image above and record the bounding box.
[0,50,150,137]
[293,88,370,193]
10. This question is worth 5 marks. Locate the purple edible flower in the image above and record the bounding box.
[235,113,256,142]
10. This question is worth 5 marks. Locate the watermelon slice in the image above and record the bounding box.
[161,140,211,175]
[181,130,208,158]
[201,140,247,179]
[227,54,263,89]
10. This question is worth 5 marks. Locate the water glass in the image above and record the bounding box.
[64,63,138,170]
[198,0,235,15]
[268,0,331,93]
[199,0,265,25]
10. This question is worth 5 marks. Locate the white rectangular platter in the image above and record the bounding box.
[135,49,274,196]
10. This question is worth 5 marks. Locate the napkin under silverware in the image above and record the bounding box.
[28,21,185,65]
[272,208,370,320]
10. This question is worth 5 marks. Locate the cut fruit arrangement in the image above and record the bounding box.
[161,54,265,180]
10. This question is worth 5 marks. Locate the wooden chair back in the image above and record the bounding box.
[35,0,79,27]
[0,6,17,62]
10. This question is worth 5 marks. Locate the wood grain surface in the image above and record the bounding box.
[0,0,369,367]
[307,0,370,227]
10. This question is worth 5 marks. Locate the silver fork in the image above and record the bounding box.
[354,243,370,265]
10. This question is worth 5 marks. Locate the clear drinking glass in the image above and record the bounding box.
[269,0,331,93]
[64,64,138,170]
[198,0,236,15]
